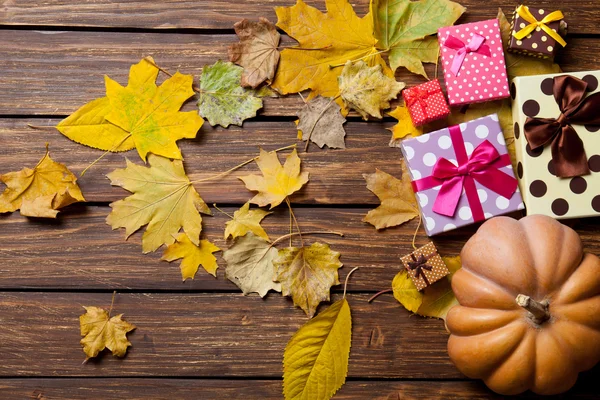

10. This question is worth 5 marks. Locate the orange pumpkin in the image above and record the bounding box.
[447,215,600,395]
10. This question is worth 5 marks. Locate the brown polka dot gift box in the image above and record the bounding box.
[438,19,510,106]
[400,242,449,291]
[509,5,567,60]
[511,71,600,219]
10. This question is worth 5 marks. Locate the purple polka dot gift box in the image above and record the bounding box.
[438,19,510,106]
[400,114,525,236]
[511,71,600,219]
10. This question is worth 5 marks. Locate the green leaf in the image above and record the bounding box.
[372,0,465,77]
[198,60,265,127]
[392,270,423,313]
[283,298,351,400]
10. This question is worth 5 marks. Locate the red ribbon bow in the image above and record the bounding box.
[405,87,434,115]
[443,33,492,76]
[412,124,518,221]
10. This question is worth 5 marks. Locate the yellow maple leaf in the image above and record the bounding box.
[283,298,351,400]
[106,154,211,254]
[363,164,419,230]
[161,233,221,280]
[338,60,405,120]
[271,0,392,111]
[240,148,309,209]
[57,57,203,161]
[274,242,343,318]
[224,202,271,241]
[79,306,136,359]
[388,105,424,147]
[0,148,85,218]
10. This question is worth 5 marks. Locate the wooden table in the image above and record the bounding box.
[0,1,598,398]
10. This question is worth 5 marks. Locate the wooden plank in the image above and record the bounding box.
[0,30,595,116]
[0,292,458,378]
[0,0,596,34]
[0,205,472,291]
[1,376,599,399]
[0,118,402,205]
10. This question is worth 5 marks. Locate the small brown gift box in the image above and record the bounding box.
[400,242,449,290]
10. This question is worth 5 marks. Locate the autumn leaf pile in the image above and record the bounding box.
[0,0,566,399]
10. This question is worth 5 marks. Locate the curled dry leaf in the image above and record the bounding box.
[271,0,392,112]
[274,242,343,318]
[0,148,85,218]
[363,164,419,230]
[283,298,351,400]
[297,96,347,149]
[229,17,281,88]
[58,57,203,161]
[106,154,210,254]
[240,148,309,209]
[162,234,221,280]
[388,105,424,148]
[224,202,271,241]
[338,60,405,120]
[223,233,281,297]
[198,60,270,128]
[372,0,466,77]
[80,306,136,359]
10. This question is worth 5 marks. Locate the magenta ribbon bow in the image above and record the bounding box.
[412,125,518,222]
[444,33,492,76]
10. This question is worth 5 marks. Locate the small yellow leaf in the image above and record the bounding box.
[79,306,136,359]
[240,148,309,209]
[283,298,351,400]
[388,106,423,147]
[224,202,271,241]
[0,148,85,218]
[338,60,405,120]
[223,232,281,297]
[271,0,392,112]
[363,165,419,230]
[162,234,221,280]
[392,270,423,313]
[416,255,461,320]
[106,154,210,253]
[274,242,343,318]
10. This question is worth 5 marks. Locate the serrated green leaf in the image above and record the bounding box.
[283,298,351,400]
[198,60,265,127]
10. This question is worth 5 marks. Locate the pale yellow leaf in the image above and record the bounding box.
[161,234,221,280]
[416,256,461,320]
[283,298,351,400]
[392,270,423,313]
[224,202,271,241]
[79,306,136,359]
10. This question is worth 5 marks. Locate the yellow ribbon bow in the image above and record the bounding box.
[512,5,567,47]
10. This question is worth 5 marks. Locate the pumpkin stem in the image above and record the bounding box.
[516,294,550,324]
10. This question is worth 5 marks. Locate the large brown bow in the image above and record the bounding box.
[524,75,600,178]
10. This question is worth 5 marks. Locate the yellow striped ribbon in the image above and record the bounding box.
[512,5,567,47]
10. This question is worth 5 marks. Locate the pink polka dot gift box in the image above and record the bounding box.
[400,114,525,236]
[511,71,600,219]
[438,19,510,106]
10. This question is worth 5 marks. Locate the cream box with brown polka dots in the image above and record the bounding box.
[511,71,600,219]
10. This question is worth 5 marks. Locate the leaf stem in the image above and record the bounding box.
[285,197,303,247]
[34,143,51,170]
[80,134,132,177]
[270,230,344,248]
[368,288,393,303]
[328,49,387,69]
[27,124,56,131]
[343,267,359,299]
[144,56,172,77]
[108,290,117,318]
[212,203,235,220]
[190,144,297,184]
[277,45,332,51]
[303,95,339,153]
[411,216,422,251]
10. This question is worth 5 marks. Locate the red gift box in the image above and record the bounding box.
[402,80,450,126]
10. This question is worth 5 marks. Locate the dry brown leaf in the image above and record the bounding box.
[297,96,347,149]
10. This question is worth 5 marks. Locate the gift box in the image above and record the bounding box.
[509,5,567,59]
[400,114,524,236]
[400,242,448,291]
[402,80,450,126]
[438,19,510,106]
[511,71,600,219]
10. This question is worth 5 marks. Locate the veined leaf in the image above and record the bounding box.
[79,306,136,359]
[224,202,271,241]
[162,234,221,280]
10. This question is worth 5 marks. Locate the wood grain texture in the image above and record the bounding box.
[0,292,458,378]
[0,205,472,290]
[1,118,402,205]
[0,0,595,34]
[2,376,599,399]
[0,30,594,116]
